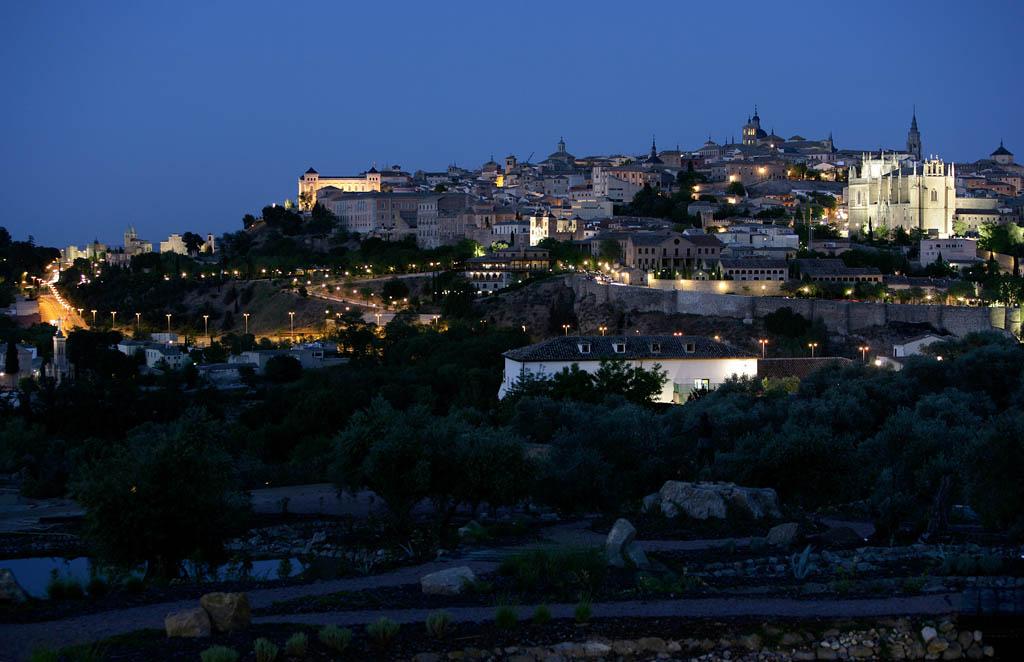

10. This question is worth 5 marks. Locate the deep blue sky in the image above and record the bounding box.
[2,0,1021,247]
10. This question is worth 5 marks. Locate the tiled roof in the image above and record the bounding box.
[503,335,754,362]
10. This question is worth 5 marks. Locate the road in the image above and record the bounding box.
[36,293,85,330]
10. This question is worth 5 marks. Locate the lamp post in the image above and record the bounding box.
[202,314,209,340]
[166,313,171,332]
[110,311,116,327]
[288,311,295,340]
[598,325,607,336]
[135,312,140,332]
[243,312,249,335]
[858,345,870,362]
[808,341,818,358]
[758,338,768,358]
[562,323,570,336]
[90,309,97,326]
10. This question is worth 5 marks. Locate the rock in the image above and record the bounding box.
[817,526,864,549]
[849,644,873,658]
[624,542,650,569]
[958,631,974,648]
[199,592,250,632]
[605,518,637,567]
[927,638,949,655]
[0,569,27,604]
[420,566,476,595]
[641,493,660,513]
[982,645,994,657]
[582,641,611,656]
[164,607,211,638]
[794,652,816,661]
[656,481,780,520]
[637,637,667,653]
[816,645,838,660]
[965,643,983,659]
[781,633,805,646]
[737,633,763,651]
[939,620,955,634]
[943,642,963,660]
[767,522,801,548]
[921,626,939,642]
[612,640,637,655]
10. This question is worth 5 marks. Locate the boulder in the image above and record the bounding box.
[199,592,251,632]
[420,566,476,595]
[0,568,27,604]
[767,522,800,548]
[624,542,650,569]
[605,518,636,567]
[656,481,780,520]
[816,525,864,549]
[165,607,211,638]
[641,493,660,513]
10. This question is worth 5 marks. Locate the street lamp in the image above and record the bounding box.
[562,323,570,336]
[110,311,116,327]
[808,341,818,358]
[202,314,209,339]
[243,312,250,335]
[858,345,870,362]
[90,309,97,325]
[758,338,768,358]
[135,312,140,332]
[598,325,607,336]
[288,311,295,339]
[166,313,172,332]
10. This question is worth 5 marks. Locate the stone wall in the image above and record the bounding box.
[648,278,787,296]
[571,276,1015,337]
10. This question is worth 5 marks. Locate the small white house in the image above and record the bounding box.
[892,334,948,358]
[498,335,758,404]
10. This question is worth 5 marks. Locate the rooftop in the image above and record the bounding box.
[503,335,754,362]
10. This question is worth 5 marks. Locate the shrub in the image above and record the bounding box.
[276,557,294,581]
[29,649,58,662]
[254,638,279,662]
[46,571,84,600]
[200,646,240,662]
[574,598,592,623]
[367,617,400,648]
[494,604,518,629]
[318,625,352,653]
[498,547,605,596]
[123,576,145,593]
[425,610,452,639]
[284,632,308,657]
[86,576,109,598]
[532,604,552,624]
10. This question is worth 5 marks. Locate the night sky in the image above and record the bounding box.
[2,0,1021,247]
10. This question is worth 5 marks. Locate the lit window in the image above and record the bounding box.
[613,343,626,354]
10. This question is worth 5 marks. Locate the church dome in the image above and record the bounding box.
[992,141,1013,157]
[788,135,806,141]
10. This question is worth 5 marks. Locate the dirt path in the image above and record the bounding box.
[0,520,883,659]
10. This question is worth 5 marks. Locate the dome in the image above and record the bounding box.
[992,141,1013,157]
[788,135,806,141]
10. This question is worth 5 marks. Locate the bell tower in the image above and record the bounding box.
[907,108,922,161]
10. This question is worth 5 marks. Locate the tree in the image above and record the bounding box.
[598,239,622,264]
[382,278,410,303]
[725,181,746,196]
[433,184,447,192]
[73,410,250,578]
[264,354,302,383]
[4,340,19,375]
[181,232,205,256]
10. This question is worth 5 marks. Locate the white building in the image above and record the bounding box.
[919,238,979,269]
[892,334,947,358]
[498,335,758,404]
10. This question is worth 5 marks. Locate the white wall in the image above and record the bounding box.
[498,356,758,403]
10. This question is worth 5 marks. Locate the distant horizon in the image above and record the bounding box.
[3,0,1021,247]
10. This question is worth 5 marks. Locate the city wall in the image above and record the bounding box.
[571,276,1017,337]
[647,279,787,296]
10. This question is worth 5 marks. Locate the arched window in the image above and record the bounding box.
[930,190,938,202]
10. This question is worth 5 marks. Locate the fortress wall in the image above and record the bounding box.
[570,276,1008,337]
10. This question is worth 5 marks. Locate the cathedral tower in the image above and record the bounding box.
[907,108,922,161]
